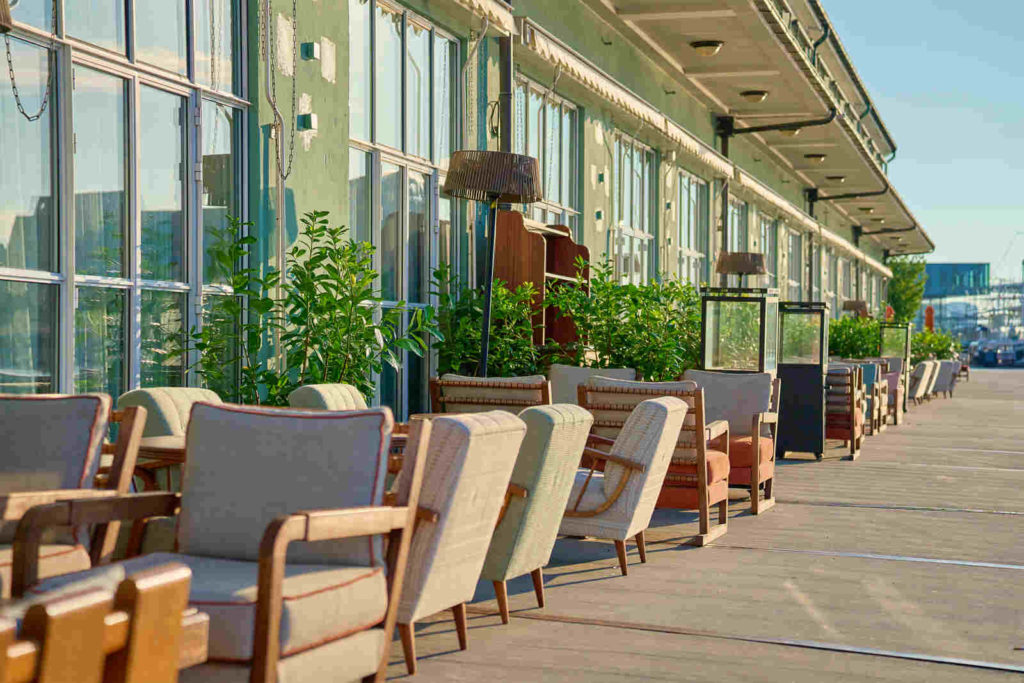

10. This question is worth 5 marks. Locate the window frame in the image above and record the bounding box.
[675,169,709,286]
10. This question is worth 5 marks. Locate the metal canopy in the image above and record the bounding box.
[581,0,933,256]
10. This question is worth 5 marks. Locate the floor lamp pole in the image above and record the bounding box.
[479,198,499,377]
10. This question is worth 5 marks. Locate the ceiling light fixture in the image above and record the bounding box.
[859,207,875,214]
[779,128,801,138]
[740,90,769,104]
[804,153,827,163]
[871,218,885,223]
[690,40,724,57]
[826,175,846,183]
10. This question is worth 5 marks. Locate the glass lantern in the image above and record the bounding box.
[776,302,829,460]
[880,322,911,360]
[701,287,779,374]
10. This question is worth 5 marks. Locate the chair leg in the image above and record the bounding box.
[530,568,545,608]
[614,540,628,576]
[635,531,647,563]
[493,580,510,624]
[451,603,468,650]
[750,482,760,514]
[718,499,728,525]
[398,622,417,675]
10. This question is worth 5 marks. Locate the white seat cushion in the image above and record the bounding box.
[25,552,387,662]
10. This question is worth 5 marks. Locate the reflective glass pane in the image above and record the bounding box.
[202,100,238,284]
[407,319,428,416]
[704,299,761,372]
[765,300,778,371]
[438,194,453,270]
[140,87,186,281]
[1,38,54,272]
[0,280,56,393]
[406,20,430,160]
[407,172,429,304]
[375,4,403,149]
[513,84,526,155]
[74,287,125,396]
[434,36,455,166]
[561,107,573,209]
[348,148,371,245]
[349,0,371,140]
[620,144,632,225]
[195,0,237,93]
[8,0,55,31]
[631,147,641,228]
[781,311,822,364]
[74,67,126,277]
[136,0,187,73]
[141,289,185,386]
[66,0,126,53]
[201,294,239,400]
[380,162,401,300]
[527,89,541,162]
[544,101,559,204]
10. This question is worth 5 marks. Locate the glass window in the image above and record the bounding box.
[202,100,239,284]
[728,200,748,251]
[0,280,57,394]
[1,37,54,272]
[66,0,126,54]
[74,67,127,278]
[787,231,803,301]
[759,216,778,287]
[614,133,654,284]
[375,3,403,149]
[406,19,430,160]
[811,243,822,301]
[380,162,401,301]
[140,86,186,282]
[407,172,430,304]
[195,0,238,94]
[677,172,708,285]
[140,289,186,386]
[434,36,456,166]
[349,0,372,140]
[136,0,188,74]
[74,286,126,397]
[7,0,55,31]
[348,148,372,244]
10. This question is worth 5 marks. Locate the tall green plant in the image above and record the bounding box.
[911,329,956,365]
[827,316,880,359]
[887,255,927,323]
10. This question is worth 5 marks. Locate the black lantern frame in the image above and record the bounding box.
[879,322,912,413]
[776,301,829,460]
[700,287,779,374]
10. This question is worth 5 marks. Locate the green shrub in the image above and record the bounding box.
[827,316,880,359]
[911,329,957,365]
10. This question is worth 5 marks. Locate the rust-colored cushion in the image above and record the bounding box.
[728,436,774,468]
[729,459,774,487]
[667,449,730,485]
[657,478,729,510]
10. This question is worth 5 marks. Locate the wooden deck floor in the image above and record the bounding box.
[387,369,1024,681]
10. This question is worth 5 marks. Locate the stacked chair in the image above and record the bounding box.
[825,365,866,459]
[684,370,779,515]
[576,378,729,546]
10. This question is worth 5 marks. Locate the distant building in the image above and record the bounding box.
[924,263,990,298]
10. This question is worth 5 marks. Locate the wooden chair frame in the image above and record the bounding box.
[745,378,780,515]
[576,384,730,548]
[429,377,551,414]
[826,367,865,460]
[12,419,433,683]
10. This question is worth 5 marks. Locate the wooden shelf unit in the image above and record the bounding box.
[492,210,590,347]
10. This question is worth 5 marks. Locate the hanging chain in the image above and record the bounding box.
[4,0,57,122]
[268,0,298,180]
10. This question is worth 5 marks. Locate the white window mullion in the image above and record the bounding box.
[127,75,142,389]
[58,43,76,393]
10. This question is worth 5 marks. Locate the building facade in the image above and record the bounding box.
[0,0,934,416]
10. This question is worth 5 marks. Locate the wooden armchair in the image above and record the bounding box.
[559,397,688,574]
[825,365,865,459]
[577,378,729,546]
[12,403,431,683]
[394,412,527,674]
[855,362,887,435]
[683,371,779,515]
[880,356,907,424]
[908,361,934,405]
[429,374,551,414]
[481,405,594,624]
[0,394,145,598]
[0,563,207,682]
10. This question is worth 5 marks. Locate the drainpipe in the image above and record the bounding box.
[857,102,871,136]
[817,178,889,202]
[811,24,830,66]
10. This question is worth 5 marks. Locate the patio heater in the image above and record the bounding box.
[442,150,541,377]
[776,301,829,460]
[841,299,870,318]
[879,322,912,412]
[700,253,779,374]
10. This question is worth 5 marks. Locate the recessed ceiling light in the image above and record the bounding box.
[690,40,724,57]
[740,90,769,104]
[826,175,846,183]
[804,153,827,163]
[779,128,801,138]
[859,207,875,214]
[871,218,885,223]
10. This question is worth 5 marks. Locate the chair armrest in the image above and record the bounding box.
[581,447,646,473]
[756,412,778,425]
[291,506,411,543]
[705,420,729,441]
[586,433,617,449]
[0,489,118,522]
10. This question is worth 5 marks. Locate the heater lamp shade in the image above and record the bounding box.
[842,300,870,317]
[715,251,767,276]
[442,150,542,204]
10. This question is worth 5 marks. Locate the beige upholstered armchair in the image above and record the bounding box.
[683,370,779,514]
[909,361,935,404]
[933,360,959,398]
[12,403,430,683]
[0,394,145,598]
[394,411,527,675]
[480,404,593,624]
[288,383,368,411]
[429,374,551,414]
[559,397,687,575]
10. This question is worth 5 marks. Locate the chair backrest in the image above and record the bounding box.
[578,376,704,447]
[596,397,687,536]
[430,374,550,414]
[547,364,636,405]
[936,360,959,392]
[287,383,368,411]
[825,365,862,413]
[682,370,773,436]
[178,403,392,566]
[857,362,879,390]
[924,360,942,394]
[117,387,222,437]
[397,412,527,624]
[0,394,111,544]
[882,356,905,376]
[910,362,932,399]
[481,404,593,582]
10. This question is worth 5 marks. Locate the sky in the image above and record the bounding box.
[826,0,1024,282]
